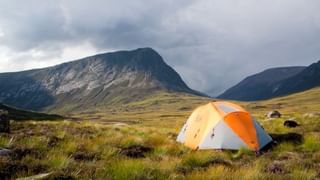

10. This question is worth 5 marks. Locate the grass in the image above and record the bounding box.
[0,88,320,179]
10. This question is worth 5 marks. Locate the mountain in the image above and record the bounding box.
[0,103,62,120]
[0,48,202,113]
[218,66,306,100]
[219,60,320,101]
[271,61,320,96]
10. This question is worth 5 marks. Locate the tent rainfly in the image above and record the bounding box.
[177,101,272,150]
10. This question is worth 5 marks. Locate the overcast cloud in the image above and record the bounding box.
[0,0,320,96]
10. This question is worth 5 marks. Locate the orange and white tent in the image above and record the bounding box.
[177,101,272,150]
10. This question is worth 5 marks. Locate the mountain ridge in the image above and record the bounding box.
[0,47,203,113]
[272,61,320,95]
[219,61,320,101]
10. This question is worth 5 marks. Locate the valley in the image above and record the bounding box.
[0,88,319,179]
[0,49,319,179]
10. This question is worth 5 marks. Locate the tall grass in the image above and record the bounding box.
[300,133,320,152]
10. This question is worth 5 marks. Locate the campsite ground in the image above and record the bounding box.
[0,88,320,179]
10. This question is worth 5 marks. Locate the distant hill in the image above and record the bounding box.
[0,103,62,120]
[218,66,305,100]
[219,60,320,101]
[271,61,320,97]
[0,48,203,113]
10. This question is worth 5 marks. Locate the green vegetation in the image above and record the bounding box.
[0,88,320,179]
[0,103,63,121]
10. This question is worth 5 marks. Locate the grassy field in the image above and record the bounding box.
[0,88,320,179]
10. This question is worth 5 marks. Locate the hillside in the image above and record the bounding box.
[0,103,62,121]
[0,48,202,113]
[271,61,320,97]
[218,66,305,100]
[245,87,320,115]
[71,86,320,126]
[219,60,320,101]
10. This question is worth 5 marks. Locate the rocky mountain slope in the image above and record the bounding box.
[0,48,202,113]
[219,61,320,101]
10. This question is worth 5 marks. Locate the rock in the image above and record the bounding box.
[0,110,10,133]
[266,110,281,118]
[120,145,153,158]
[284,120,299,128]
[0,148,11,156]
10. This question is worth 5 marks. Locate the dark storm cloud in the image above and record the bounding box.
[0,0,320,96]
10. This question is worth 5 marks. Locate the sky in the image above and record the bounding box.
[0,0,320,96]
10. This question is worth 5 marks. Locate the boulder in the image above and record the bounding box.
[0,110,10,133]
[284,120,299,128]
[266,110,281,118]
